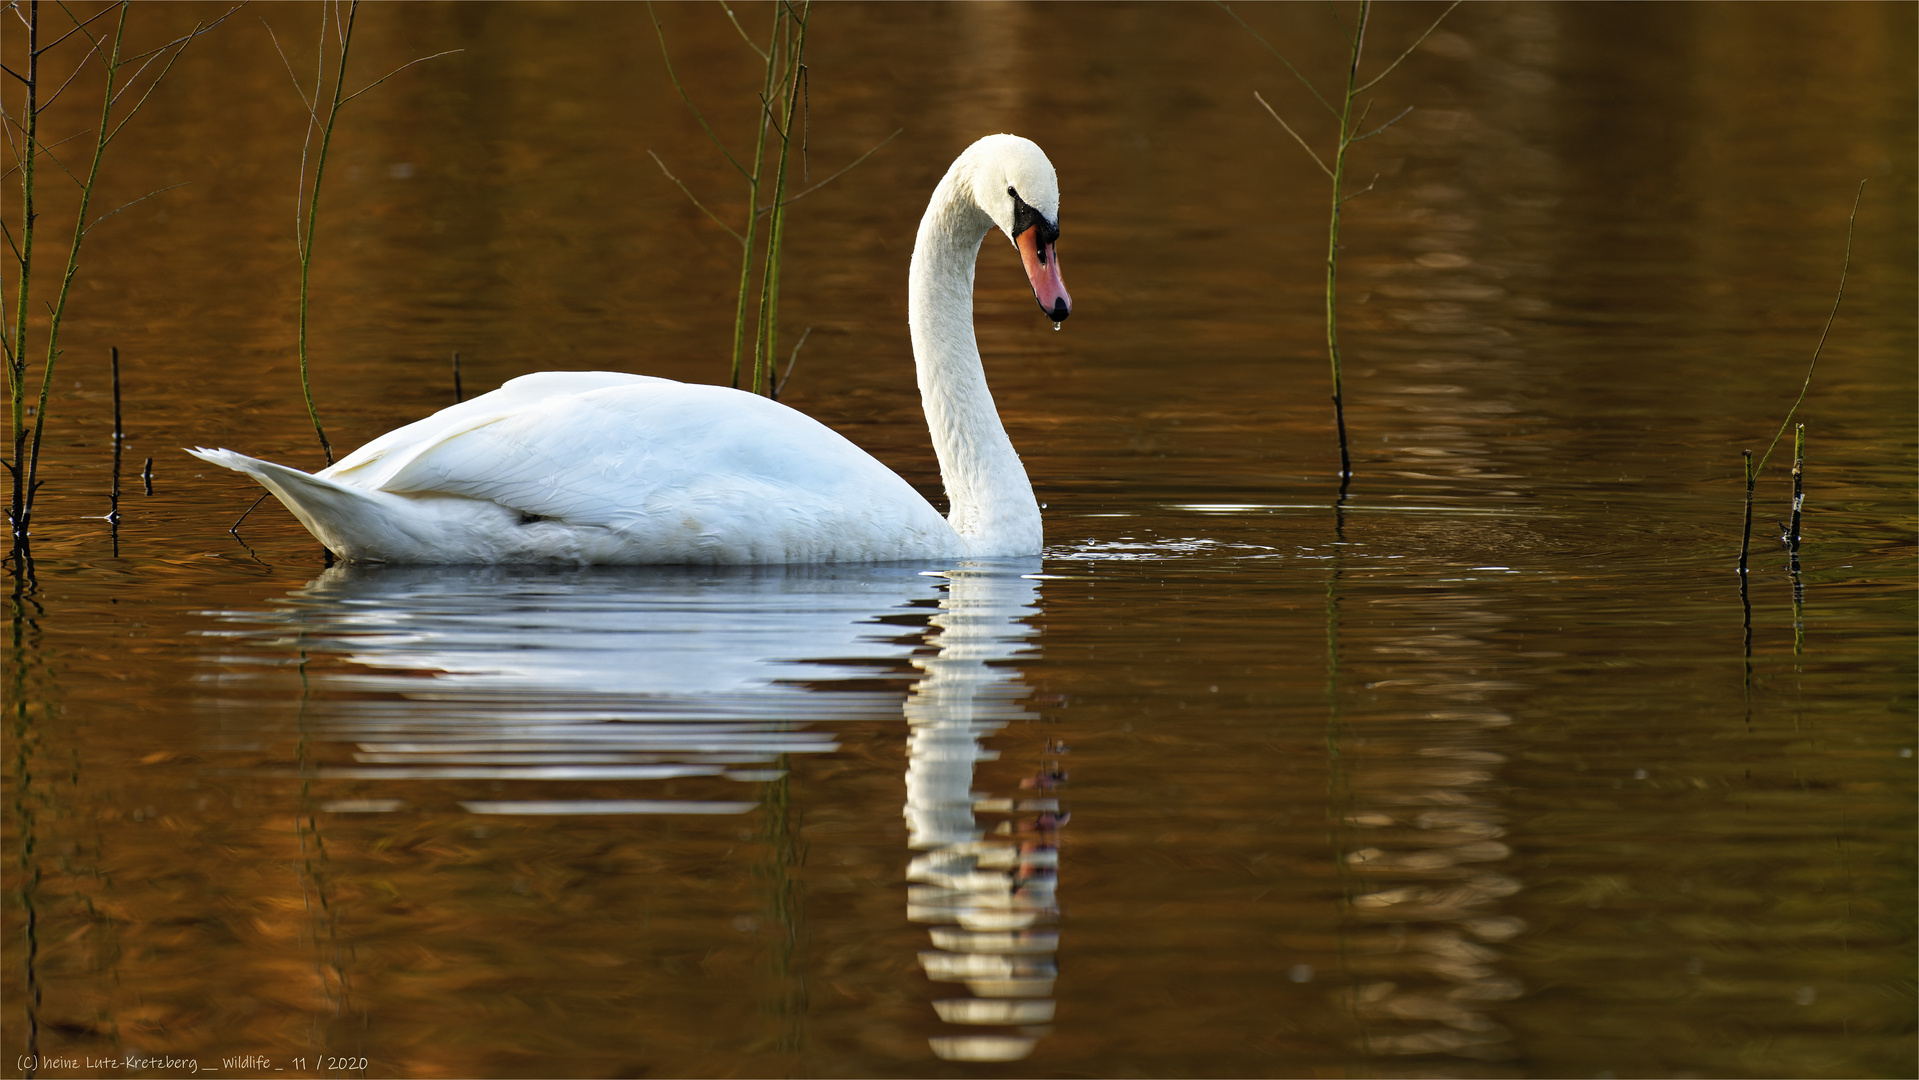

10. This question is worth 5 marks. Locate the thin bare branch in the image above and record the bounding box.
[262,13,320,254]
[104,16,218,146]
[0,124,87,180]
[229,492,270,536]
[291,0,359,467]
[649,0,752,182]
[31,134,83,188]
[648,149,745,246]
[773,325,809,400]
[718,0,768,59]
[293,129,315,258]
[112,5,241,67]
[37,0,117,55]
[1349,104,1412,144]
[103,43,174,110]
[105,8,239,116]
[1755,180,1865,477]
[1349,0,1372,84]
[1217,1,1340,119]
[1,62,26,86]
[764,126,899,212]
[755,88,788,141]
[0,117,19,190]
[1355,0,1462,94]
[1254,91,1333,179]
[1339,172,1380,204]
[311,3,329,129]
[83,181,186,235]
[1322,0,1355,48]
[340,48,462,105]
[0,96,23,167]
[260,16,318,117]
[36,18,111,115]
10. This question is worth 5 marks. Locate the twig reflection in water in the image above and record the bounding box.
[108,348,124,552]
[1333,588,1525,1062]
[902,567,1062,1063]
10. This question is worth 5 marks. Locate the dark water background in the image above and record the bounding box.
[4,3,1914,1077]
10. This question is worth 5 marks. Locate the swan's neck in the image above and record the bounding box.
[908,169,1043,557]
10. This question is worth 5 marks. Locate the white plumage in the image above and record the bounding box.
[190,134,1070,565]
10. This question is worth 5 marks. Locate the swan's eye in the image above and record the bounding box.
[1007,186,1059,250]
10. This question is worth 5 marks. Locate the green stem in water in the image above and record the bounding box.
[1235,0,1457,502]
[26,6,129,525]
[8,2,43,544]
[1738,448,1754,576]
[755,1,809,398]
[1323,0,1369,498]
[726,6,783,389]
[1788,423,1805,557]
[295,0,361,467]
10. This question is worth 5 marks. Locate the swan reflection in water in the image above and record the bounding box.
[199,559,1061,1060]
[903,568,1061,1062]
[202,562,952,809]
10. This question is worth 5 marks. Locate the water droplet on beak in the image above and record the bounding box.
[1052,322,1061,331]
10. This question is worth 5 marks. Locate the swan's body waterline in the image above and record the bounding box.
[190,134,1068,565]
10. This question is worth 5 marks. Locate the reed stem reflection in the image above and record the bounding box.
[1331,579,1525,1062]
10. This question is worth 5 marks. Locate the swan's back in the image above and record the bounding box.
[201,372,960,564]
[323,370,656,489]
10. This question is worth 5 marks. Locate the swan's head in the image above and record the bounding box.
[962,134,1072,323]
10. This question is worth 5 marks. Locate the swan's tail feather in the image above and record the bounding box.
[188,447,396,558]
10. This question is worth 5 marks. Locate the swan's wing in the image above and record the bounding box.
[323,371,673,489]
[366,380,948,554]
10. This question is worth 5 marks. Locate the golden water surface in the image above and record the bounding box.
[4,3,1914,1078]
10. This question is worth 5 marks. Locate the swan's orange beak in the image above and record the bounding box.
[1016,227,1071,322]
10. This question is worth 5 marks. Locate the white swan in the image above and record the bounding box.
[189,134,1070,565]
